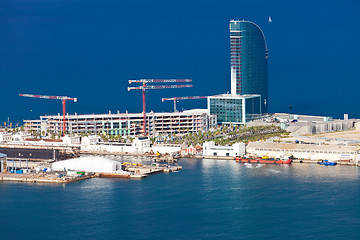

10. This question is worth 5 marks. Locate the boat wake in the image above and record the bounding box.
[266,169,281,174]
[244,163,254,168]
[244,163,263,169]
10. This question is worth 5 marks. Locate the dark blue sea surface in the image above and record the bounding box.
[1,159,360,240]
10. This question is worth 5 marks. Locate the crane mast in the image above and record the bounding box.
[19,94,77,136]
[128,79,192,136]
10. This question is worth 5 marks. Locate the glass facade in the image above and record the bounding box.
[230,20,268,113]
[208,95,261,125]
[245,96,261,122]
[209,98,243,124]
[102,120,130,136]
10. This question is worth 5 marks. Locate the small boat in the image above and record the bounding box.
[236,156,291,164]
[318,160,337,166]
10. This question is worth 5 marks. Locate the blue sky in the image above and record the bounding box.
[1,0,359,125]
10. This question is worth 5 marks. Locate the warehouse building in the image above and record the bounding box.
[246,141,360,162]
[203,141,245,157]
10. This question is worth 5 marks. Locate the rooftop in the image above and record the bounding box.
[247,141,358,152]
[208,94,260,99]
[23,109,210,121]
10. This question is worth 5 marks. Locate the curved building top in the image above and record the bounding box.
[229,20,268,51]
[229,19,268,113]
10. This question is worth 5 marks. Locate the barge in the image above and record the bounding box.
[236,156,292,164]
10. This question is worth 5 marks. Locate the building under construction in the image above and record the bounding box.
[24,109,217,136]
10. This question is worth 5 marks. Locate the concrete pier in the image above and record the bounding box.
[0,162,183,183]
[0,172,95,183]
[126,164,182,175]
[292,159,358,166]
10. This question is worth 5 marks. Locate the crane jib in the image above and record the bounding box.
[127,78,193,136]
[162,96,207,101]
[129,79,192,84]
[145,84,192,90]
[19,94,76,101]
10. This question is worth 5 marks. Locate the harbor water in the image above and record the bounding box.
[1,158,360,239]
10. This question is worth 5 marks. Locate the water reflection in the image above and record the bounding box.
[289,164,360,182]
[212,160,360,182]
[1,158,360,240]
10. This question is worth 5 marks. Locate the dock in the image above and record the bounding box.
[126,164,182,175]
[0,172,95,183]
[179,155,360,166]
[291,159,358,166]
[98,172,148,178]
[0,161,183,183]
[154,155,177,163]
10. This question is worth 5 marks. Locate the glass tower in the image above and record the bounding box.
[230,20,268,113]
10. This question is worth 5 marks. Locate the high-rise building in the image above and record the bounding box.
[230,20,268,113]
[207,19,267,125]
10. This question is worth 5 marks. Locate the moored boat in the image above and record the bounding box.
[318,160,337,166]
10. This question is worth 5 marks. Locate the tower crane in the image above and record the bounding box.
[19,94,77,136]
[162,96,208,112]
[128,79,192,136]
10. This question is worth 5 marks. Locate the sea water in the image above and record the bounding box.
[1,158,360,240]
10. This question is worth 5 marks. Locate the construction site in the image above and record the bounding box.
[19,79,218,137]
[23,109,217,137]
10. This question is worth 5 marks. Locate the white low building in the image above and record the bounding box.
[63,135,81,145]
[0,132,14,143]
[81,136,180,154]
[133,137,151,153]
[52,156,128,174]
[81,136,101,146]
[247,141,360,162]
[203,141,245,157]
[11,132,31,142]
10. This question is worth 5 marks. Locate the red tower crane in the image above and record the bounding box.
[162,96,208,112]
[128,79,192,136]
[19,94,77,136]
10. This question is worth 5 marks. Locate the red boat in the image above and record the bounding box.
[236,156,292,164]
